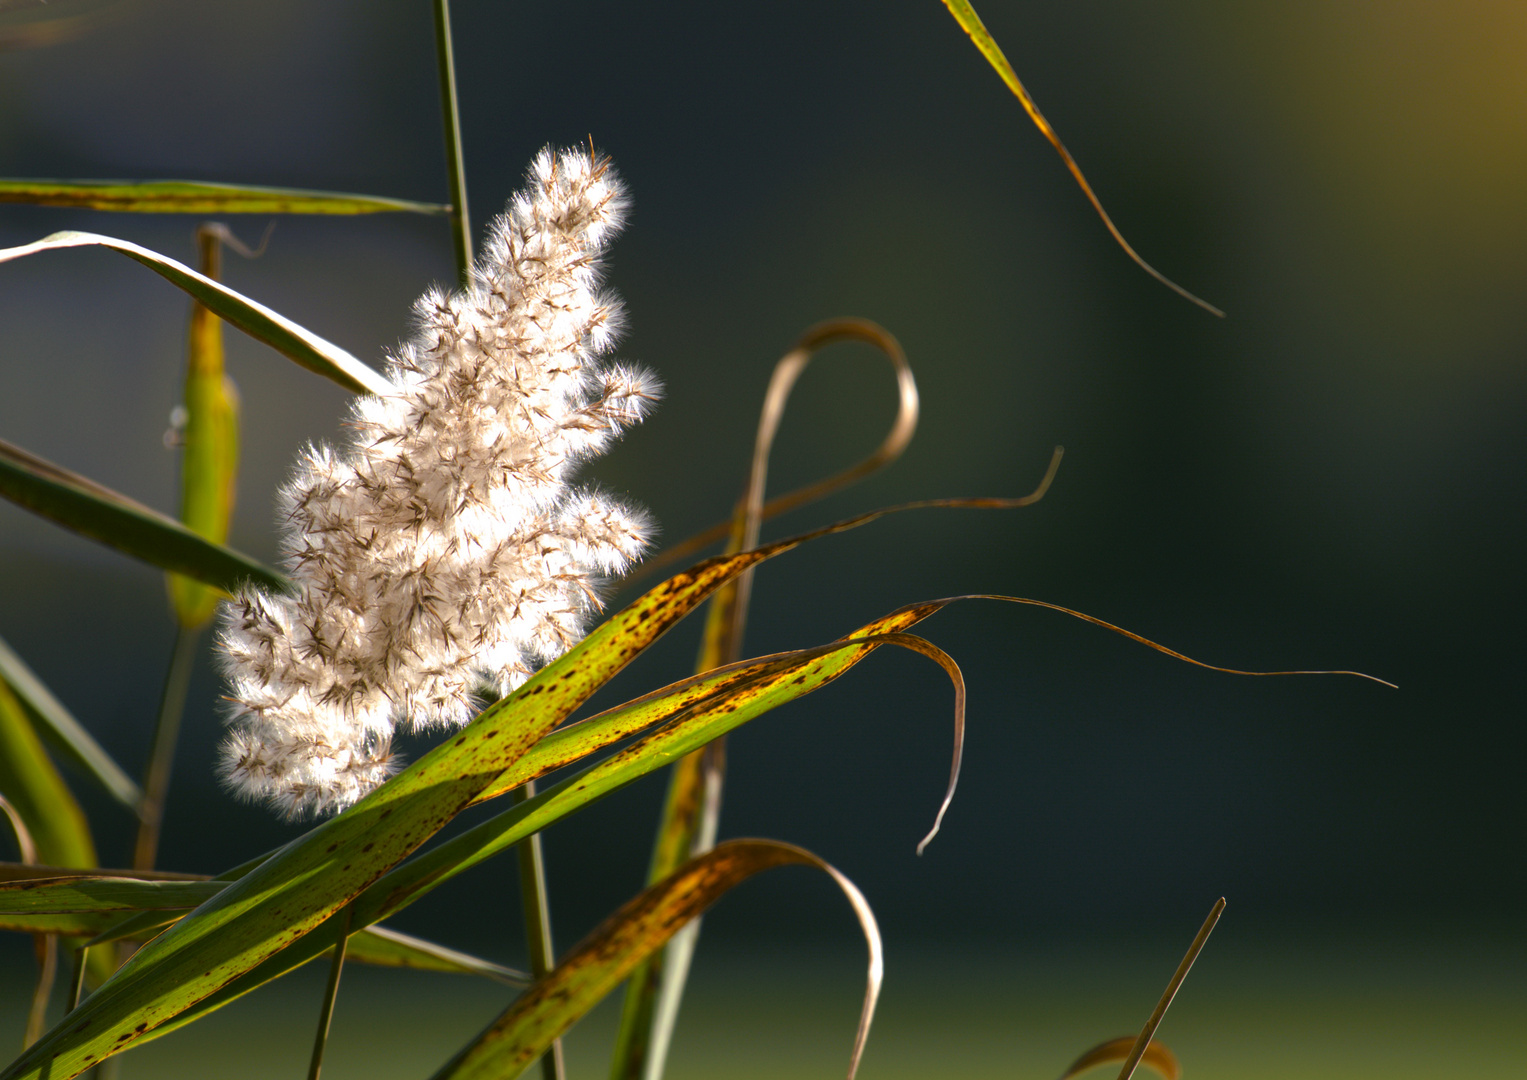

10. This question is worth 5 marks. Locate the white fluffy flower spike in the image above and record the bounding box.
[217,147,660,819]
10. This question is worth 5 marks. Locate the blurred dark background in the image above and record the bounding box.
[0,0,1523,1056]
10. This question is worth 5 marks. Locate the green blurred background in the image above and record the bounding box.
[0,1,1522,1076]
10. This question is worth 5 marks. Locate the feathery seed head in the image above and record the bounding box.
[216,147,659,819]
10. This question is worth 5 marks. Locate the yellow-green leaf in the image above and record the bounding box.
[0,180,447,216]
[168,225,242,627]
[0,538,797,1078]
[0,231,393,395]
[0,679,97,871]
[3,495,1056,1078]
[0,436,288,595]
[138,609,955,1041]
[429,840,882,1080]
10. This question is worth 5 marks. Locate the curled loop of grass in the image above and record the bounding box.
[632,318,920,587]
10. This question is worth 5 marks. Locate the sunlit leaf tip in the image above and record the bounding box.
[0,231,393,395]
[938,0,1224,317]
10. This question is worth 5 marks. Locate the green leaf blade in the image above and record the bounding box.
[0,231,393,395]
[0,180,448,216]
[168,226,242,627]
[0,876,222,915]
[0,436,289,595]
[136,606,944,1042]
[430,840,881,1080]
[0,679,98,870]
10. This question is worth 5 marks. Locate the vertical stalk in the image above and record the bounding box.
[432,0,472,284]
[66,946,88,1010]
[1115,898,1226,1080]
[23,934,56,1050]
[132,624,199,870]
[513,781,565,1080]
[306,904,354,1080]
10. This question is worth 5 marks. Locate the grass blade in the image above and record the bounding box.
[632,319,919,585]
[432,0,472,284]
[0,633,141,812]
[1059,1037,1179,1080]
[0,488,1056,1079]
[120,607,946,1046]
[0,911,120,936]
[0,876,223,914]
[344,925,527,983]
[122,545,1353,1050]
[0,231,393,395]
[620,319,916,1080]
[0,436,289,595]
[938,0,1223,317]
[0,179,447,215]
[0,529,799,1078]
[0,864,212,885]
[0,679,97,871]
[0,793,55,1050]
[511,781,565,1080]
[74,910,529,985]
[429,839,882,1080]
[1113,898,1225,1080]
[166,224,241,629]
[305,905,352,1080]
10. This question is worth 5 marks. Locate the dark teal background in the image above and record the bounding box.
[0,1,1523,1072]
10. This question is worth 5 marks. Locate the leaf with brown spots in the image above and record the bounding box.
[428,840,881,1080]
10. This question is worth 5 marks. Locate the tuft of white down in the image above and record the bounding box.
[216,147,661,819]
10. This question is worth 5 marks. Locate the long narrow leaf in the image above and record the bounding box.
[616,317,918,1080]
[137,613,951,1040]
[0,911,119,936]
[3,488,1059,1079]
[0,680,97,870]
[0,436,288,595]
[167,225,241,628]
[346,925,526,983]
[0,179,447,215]
[0,876,222,914]
[0,864,209,885]
[0,532,806,1077]
[633,318,919,583]
[139,577,1393,1044]
[0,633,140,812]
[429,840,882,1080]
[938,0,1223,316]
[71,907,526,986]
[0,231,393,395]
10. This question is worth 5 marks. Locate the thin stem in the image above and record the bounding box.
[132,624,199,871]
[1115,898,1226,1080]
[23,934,56,1049]
[432,0,472,283]
[513,781,565,1080]
[66,945,87,1010]
[306,903,354,1080]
